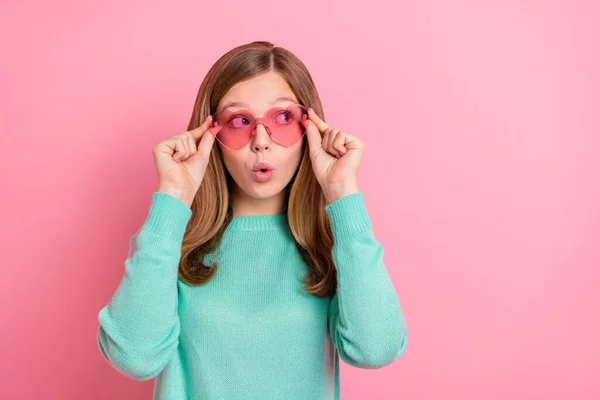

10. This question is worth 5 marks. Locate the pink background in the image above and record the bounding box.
[1,1,598,399]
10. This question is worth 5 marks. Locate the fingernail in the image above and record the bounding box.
[309,108,314,113]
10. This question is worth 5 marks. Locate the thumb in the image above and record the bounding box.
[302,119,322,154]
[190,126,217,164]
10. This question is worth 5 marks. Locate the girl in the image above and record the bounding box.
[97,41,408,400]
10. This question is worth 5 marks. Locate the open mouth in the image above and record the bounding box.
[254,168,274,182]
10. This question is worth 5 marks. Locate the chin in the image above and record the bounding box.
[242,182,284,199]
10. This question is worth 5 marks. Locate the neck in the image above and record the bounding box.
[230,184,286,217]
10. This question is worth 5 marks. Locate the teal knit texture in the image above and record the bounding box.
[97,191,408,399]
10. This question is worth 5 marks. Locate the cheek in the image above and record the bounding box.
[220,148,247,176]
[285,142,305,171]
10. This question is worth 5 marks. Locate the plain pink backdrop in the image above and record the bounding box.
[1,1,598,399]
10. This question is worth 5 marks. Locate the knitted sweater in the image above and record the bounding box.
[97,191,408,399]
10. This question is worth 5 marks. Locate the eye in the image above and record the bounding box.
[228,115,251,128]
[274,110,293,125]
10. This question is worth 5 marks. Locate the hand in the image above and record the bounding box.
[153,115,222,207]
[301,108,365,204]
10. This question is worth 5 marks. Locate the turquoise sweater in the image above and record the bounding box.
[97,191,408,399]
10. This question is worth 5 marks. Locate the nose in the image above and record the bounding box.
[251,122,271,152]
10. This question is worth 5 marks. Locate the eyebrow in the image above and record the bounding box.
[220,96,298,111]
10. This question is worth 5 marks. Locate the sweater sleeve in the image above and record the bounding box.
[325,192,408,369]
[97,192,192,381]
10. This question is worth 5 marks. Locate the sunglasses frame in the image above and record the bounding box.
[211,103,309,150]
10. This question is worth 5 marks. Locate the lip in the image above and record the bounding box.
[253,169,274,183]
[252,161,275,172]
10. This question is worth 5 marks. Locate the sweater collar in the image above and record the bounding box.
[227,214,289,231]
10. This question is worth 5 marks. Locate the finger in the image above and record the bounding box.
[326,127,336,151]
[308,108,329,133]
[193,124,216,162]
[322,127,331,154]
[340,132,361,149]
[327,127,339,155]
[166,137,186,162]
[185,131,197,155]
[172,137,189,162]
[302,119,323,155]
[332,130,347,156]
[188,115,216,141]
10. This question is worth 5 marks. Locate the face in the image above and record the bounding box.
[214,70,305,212]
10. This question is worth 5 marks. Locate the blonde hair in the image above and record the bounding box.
[179,41,336,297]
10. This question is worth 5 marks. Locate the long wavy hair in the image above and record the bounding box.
[178,41,336,298]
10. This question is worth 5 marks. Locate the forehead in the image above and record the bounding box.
[217,71,298,113]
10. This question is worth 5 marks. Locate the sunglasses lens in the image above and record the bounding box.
[266,105,308,146]
[212,109,253,150]
[212,105,307,150]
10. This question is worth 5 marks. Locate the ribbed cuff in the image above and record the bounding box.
[324,192,372,240]
[140,192,193,242]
